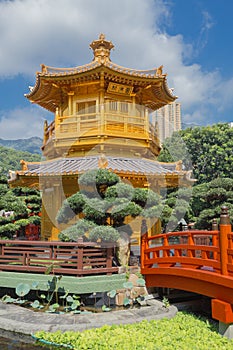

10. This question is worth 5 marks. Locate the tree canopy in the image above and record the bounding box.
[191,177,233,229]
[158,123,233,184]
[0,183,41,239]
[0,145,41,176]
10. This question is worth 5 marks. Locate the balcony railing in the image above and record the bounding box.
[42,114,158,149]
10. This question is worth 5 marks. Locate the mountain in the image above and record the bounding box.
[0,137,42,154]
[0,145,41,176]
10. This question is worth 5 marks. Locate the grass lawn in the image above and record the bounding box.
[34,311,233,349]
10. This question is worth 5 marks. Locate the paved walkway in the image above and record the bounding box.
[0,299,177,336]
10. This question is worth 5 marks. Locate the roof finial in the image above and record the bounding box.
[90,34,114,64]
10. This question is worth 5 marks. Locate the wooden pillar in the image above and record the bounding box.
[145,107,149,135]
[100,72,105,134]
[43,120,48,144]
[54,107,59,133]
[219,206,231,276]
[68,91,74,115]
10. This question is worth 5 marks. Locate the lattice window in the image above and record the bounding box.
[120,102,128,113]
[109,100,118,111]
[76,101,96,115]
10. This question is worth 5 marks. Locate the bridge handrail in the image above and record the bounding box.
[141,230,221,272]
[141,207,233,277]
[141,208,233,324]
[145,230,219,243]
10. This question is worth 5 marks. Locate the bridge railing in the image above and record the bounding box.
[141,207,233,277]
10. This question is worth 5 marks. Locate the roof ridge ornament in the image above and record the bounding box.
[90,33,114,64]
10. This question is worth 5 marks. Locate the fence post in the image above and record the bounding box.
[106,246,113,274]
[77,237,83,273]
[219,206,231,276]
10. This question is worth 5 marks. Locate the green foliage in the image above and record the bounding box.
[111,200,141,224]
[0,216,12,225]
[78,168,119,191]
[58,169,162,244]
[0,175,8,184]
[28,215,41,225]
[0,181,41,238]
[159,187,194,231]
[0,192,27,214]
[0,184,8,196]
[105,183,134,200]
[0,223,19,238]
[159,123,233,184]
[16,218,30,226]
[83,198,108,225]
[35,312,233,349]
[142,204,163,218]
[102,304,111,312]
[162,296,170,308]
[2,276,82,314]
[15,283,31,297]
[56,193,86,224]
[67,192,85,214]
[107,290,117,299]
[0,145,41,176]
[132,188,161,208]
[89,225,120,243]
[192,177,233,229]
[58,219,96,242]
[12,187,40,196]
[132,188,148,206]
[56,201,74,224]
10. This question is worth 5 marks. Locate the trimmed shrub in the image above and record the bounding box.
[89,225,120,243]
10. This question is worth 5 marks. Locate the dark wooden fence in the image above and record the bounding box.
[0,239,118,276]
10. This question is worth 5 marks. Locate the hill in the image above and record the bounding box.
[0,137,42,154]
[0,146,41,176]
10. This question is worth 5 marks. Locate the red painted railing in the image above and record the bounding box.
[141,229,222,273]
[141,207,233,323]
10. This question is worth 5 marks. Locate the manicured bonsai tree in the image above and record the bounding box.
[0,183,41,239]
[56,168,162,265]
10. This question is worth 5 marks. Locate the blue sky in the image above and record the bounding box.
[0,0,233,139]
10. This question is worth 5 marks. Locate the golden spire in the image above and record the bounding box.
[90,34,114,64]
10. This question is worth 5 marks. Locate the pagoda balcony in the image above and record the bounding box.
[42,110,160,156]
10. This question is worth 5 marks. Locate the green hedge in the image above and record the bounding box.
[34,312,233,349]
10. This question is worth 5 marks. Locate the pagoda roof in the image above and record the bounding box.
[9,155,193,183]
[25,34,177,112]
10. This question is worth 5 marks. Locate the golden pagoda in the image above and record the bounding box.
[9,34,193,240]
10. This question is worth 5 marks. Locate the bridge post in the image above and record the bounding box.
[212,218,218,259]
[212,218,218,231]
[219,206,231,276]
[141,233,148,269]
[211,207,233,339]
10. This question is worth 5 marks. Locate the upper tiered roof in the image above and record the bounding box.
[25,34,177,112]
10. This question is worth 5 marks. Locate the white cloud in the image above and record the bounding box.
[0,0,232,137]
[0,0,167,76]
[0,106,47,139]
[197,10,215,50]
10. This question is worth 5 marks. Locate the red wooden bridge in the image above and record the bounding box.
[141,207,233,325]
